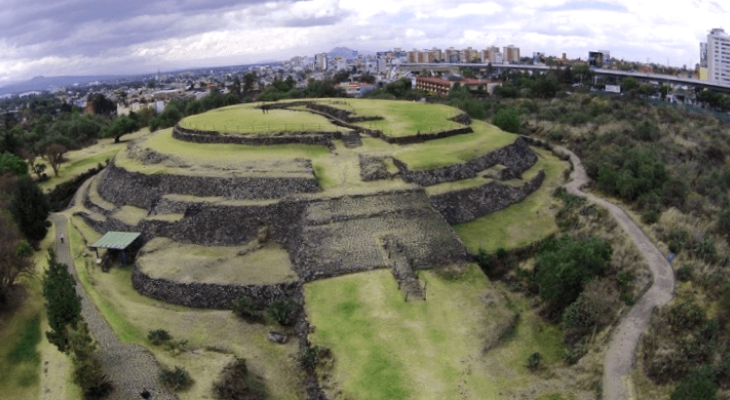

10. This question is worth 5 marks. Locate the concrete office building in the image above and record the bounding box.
[706,28,730,85]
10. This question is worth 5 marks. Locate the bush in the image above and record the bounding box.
[232,296,261,322]
[159,366,194,391]
[476,249,493,270]
[213,358,267,400]
[668,229,689,254]
[298,345,331,372]
[148,329,172,346]
[641,209,660,224]
[10,177,50,242]
[669,365,717,400]
[266,299,298,326]
[693,237,717,263]
[527,352,543,371]
[562,278,620,330]
[676,265,693,282]
[492,108,521,133]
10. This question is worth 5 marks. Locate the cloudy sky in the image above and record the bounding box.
[1,0,728,85]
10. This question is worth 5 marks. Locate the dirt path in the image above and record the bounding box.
[557,147,675,400]
[50,214,178,400]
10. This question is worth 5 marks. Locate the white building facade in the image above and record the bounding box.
[707,28,730,85]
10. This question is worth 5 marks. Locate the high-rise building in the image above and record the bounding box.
[706,28,730,84]
[481,47,501,64]
[503,45,520,63]
[314,53,328,70]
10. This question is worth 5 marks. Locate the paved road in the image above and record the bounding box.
[51,214,177,400]
[558,147,675,400]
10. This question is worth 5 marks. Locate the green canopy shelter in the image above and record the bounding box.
[89,231,141,265]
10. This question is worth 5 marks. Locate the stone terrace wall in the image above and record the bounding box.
[305,103,383,123]
[394,136,537,186]
[97,161,320,209]
[131,267,301,309]
[366,126,474,145]
[430,170,546,224]
[173,125,339,149]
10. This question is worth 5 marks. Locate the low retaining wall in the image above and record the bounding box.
[394,136,537,186]
[173,125,339,149]
[131,266,301,309]
[97,161,320,209]
[305,103,383,123]
[366,126,474,145]
[430,170,546,224]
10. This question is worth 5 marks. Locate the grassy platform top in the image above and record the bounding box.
[317,98,464,137]
[179,103,342,133]
[394,120,517,170]
[137,237,298,285]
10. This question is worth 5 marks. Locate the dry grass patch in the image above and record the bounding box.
[112,205,148,226]
[137,237,298,285]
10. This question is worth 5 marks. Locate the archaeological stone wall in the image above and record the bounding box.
[430,170,546,224]
[366,126,474,145]
[393,136,537,186]
[173,125,339,148]
[97,161,320,209]
[131,267,301,309]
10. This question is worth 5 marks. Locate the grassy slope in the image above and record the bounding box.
[66,215,303,400]
[306,265,566,400]
[39,129,149,192]
[395,120,516,170]
[179,103,341,132]
[319,98,463,137]
[454,147,570,253]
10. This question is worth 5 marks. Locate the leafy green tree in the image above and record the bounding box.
[669,365,717,400]
[100,114,141,143]
[0,215,33,307]
[43,249,82,352]
[534,235,612,310]
[492,107,521,133]
[10,177,49,242]
[621,77,640,92]
[0,152,28,176]
[69,320,108,397]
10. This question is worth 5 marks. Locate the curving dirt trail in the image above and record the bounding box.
[558,146,675,400]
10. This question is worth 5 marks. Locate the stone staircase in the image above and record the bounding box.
[382,237,425,301]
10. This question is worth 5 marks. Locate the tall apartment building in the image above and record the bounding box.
[705,28,730,84]
[314,53,328,70]
[481,47,501,64]
[503,45,520,63]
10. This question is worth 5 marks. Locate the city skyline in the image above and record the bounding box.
[1,0,729,86]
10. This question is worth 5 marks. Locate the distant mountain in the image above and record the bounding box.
[329,47,358,60]
[0,75,124,95]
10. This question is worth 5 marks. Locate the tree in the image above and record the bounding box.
[86,93,115,115]
[100,114,141,143]
[243,73,256,93]
[9,177,49,242]
[68,320,110,397]
[231,75,242,96]
[669,365,717,400]
[21,149,46,180]
[42,143,67,177]
[534,235,612,310]
[621,77,640,92]
[492,107,521,133]
[43,249,82,353]
[0,152,28,176]
[0,215,32,307]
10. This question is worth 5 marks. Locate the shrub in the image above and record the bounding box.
[562,278,620,330]
[676,265,693,282]
[148,329,172,346]
[159,366,194,391]
[476,249,493,271]
[232,296,262,322]
[527,352,543,371]
[562,343,587,365]
[668,229,689,254]
[718,207,730,236]
[213,358,267,400]
[298,345,331,372]
[492,108,521,133]
[266,299,298,326]
[693,237,717,263]
[641,209,660,224]
[669,365,717,400]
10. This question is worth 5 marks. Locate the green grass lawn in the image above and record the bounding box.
[454,147,570,253]
[65,215,303,400]
[179,103,341,132]
[305,265,565,400]
[394,120,517,170]
[39,128,149,192]
[318,98,463,137]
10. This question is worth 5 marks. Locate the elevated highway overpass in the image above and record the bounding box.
[399,63,730,93]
